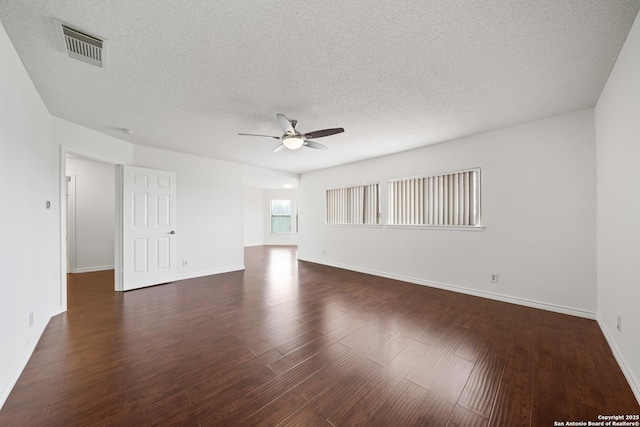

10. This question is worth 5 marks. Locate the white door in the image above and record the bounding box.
[121,165,177,291]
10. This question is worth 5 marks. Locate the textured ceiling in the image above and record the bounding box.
[1,1,639,175]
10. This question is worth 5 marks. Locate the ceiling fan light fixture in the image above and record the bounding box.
[283,136,304,150]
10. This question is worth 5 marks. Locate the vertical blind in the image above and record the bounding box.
[388,169,480,226]
[326,184,379,225]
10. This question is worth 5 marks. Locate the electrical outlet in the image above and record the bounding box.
[29,312,33,328]
[617,315,622,332]
[490,273,499,283]
[182,260,188,267]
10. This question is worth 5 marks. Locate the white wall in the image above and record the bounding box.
[595,11,640,401]
[132,145,246,278]
[299,109,597,317]
[264,189,298,246]
[0,23,55,408]
[244,187,264,246]
[65,157,115,272]
[54,118,135,165]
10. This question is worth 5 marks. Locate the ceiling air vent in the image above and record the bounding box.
[54,20,108,68]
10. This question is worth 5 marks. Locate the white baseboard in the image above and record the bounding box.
[297,257,597,320]
[50,306,65,317]
[0,314,51,410]
[177,265,245,281]
[73,265,114,273]
[597,316,640,404]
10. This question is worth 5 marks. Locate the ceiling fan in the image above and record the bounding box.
[239,114,344,152]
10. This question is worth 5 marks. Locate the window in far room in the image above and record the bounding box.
[270,199,293,233]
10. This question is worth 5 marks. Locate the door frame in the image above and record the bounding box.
[58,147,122,312]
[114,165,123,291]
[66,175,76,273]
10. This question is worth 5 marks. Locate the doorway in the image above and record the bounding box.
[64,154,116,306]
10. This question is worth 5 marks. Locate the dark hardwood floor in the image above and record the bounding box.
[1,246,638,426]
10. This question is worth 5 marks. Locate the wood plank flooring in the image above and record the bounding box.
[1,245,638,426]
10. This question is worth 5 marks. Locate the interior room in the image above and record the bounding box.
[1,1,640,425]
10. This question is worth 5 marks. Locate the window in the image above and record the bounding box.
[270,199,293,233]
[389,169,480,227]
[326,183,379,225]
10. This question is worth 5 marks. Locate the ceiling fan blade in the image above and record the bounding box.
[303,128,344,139]
[273,143,286,152]
[304,140,328,150]
[276,114,295,134]
[238,133,280,139]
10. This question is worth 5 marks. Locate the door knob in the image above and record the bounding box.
[170,230,176,234]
